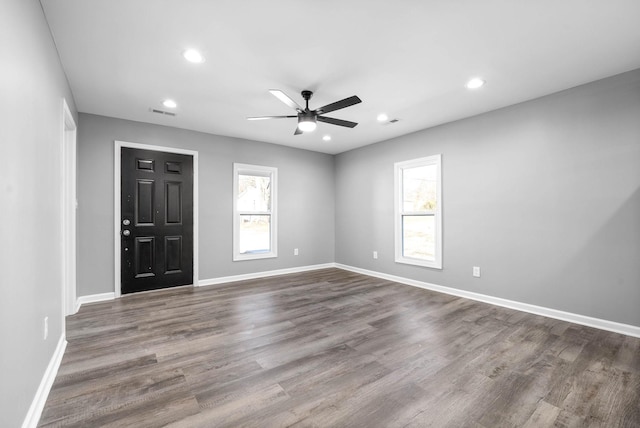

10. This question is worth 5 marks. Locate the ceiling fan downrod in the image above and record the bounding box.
[301,90,313,111]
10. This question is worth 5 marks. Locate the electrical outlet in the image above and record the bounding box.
[473,266,481,278]
[44,317,48,340]
[373,251,378,259]
[294,248,299,256]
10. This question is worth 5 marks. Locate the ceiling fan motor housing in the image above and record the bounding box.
[298,110,317,132]
[299,111,315,121]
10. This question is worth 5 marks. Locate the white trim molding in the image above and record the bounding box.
[335,264,640,338]
[77,292,116,309]
[61,99,77,317]
[199,263,335,287]
[114,141,199,298]
[22,335,67,428]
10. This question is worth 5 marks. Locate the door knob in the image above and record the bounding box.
[122,230,131,236]
[123,219,131,226]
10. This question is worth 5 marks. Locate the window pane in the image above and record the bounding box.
[239,215,271,254]
[402,215,435,261]
[238,174,271,211]
[402,165,437,212]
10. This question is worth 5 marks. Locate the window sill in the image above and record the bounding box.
[233,252,278,262]
[395,257,442,270]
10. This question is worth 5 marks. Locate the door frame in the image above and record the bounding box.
[62,99,77,316]
[114,140,199,298]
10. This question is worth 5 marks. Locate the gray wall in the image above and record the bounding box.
[336,69,640,327]
[0,0,78,425]
[77,114,335,296]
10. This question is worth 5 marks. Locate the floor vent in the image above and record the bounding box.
[149,108,177,117]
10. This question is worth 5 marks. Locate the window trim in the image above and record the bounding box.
[233,163,278,261]
[394,154,442,269]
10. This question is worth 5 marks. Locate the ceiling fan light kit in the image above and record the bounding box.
[298,115,317,133]
[248,89,362,135]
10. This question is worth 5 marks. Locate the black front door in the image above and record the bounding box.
[120,147,194,294]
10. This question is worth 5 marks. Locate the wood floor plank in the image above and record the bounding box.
[522,400,562,428]
[38,268,640,427]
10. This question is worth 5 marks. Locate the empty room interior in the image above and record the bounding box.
[3,1,640,426]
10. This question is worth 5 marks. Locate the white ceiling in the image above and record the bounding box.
[41,0,640,155]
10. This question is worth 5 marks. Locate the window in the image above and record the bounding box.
[233,163,277,261]
[395,155,442,269]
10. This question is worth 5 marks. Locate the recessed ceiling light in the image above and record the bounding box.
[162,99,177,109]
[377,113,389,122]
[183,49,205,63]
[465,78,485,89]
[323,135,331,141]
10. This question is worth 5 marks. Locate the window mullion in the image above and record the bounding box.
[401,211,435,216]
[237,211,271,215]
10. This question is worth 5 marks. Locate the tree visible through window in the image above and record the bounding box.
[233,164,277,260]
[395,155,442,268]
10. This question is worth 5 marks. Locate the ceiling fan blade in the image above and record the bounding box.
[294,127,303,135]
[247,115,297,120]
[315,95,362,115]
[317,116,358,128]
[269,90,304,113]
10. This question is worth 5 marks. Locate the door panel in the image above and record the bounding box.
[164,236,182,273]
[136,180,155,225]
[134,237,155,278]
[121,147,193,294]
[165,182,182,224]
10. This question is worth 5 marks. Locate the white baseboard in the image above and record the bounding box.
[76,292,115,309]
[335,264,640,338]
[22,334,67,428]
[198,263,336,287]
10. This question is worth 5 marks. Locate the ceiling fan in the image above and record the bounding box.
[247,89,362,135]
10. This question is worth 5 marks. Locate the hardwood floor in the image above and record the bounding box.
[39,268,640,427]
